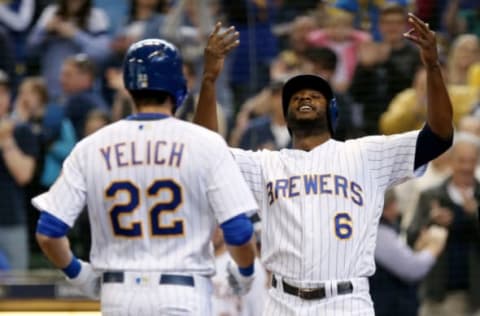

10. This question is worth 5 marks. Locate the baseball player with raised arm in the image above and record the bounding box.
[32,36,258,315]
[196,14,454,315]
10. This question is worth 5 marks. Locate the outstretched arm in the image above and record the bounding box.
[194,22,239,132]
[404,13,453,140]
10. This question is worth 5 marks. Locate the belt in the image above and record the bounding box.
[103,272,195,287]
[271,276,353,300]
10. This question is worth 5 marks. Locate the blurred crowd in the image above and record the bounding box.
[0,0,479,315]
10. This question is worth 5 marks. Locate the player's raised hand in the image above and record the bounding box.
[403,13,439,67]
[203,22,239,81]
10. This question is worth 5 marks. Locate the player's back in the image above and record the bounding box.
[75,117,227,275]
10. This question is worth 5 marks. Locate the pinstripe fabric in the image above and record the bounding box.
[101,272,213,315]
[232,131,423,315]
[31,117,259,314]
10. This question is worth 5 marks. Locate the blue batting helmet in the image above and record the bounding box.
[123,39,187,111]
[282,74,338,136]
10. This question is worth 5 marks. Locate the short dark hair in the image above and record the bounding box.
[304,47,338,72]
[379,3,407,17]
[129,90,174,108]
[65,54,97,78]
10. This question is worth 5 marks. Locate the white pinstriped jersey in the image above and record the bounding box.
[231,131,425,282]
[32,116,258,275]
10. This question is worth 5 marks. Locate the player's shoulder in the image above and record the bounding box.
[343,130,420,147]
[174,119,228,145]
[72,120,123,150]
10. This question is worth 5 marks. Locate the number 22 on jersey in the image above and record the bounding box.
[105,179,184,238]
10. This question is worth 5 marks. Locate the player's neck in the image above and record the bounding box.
[137,105,173,116]
[292,133,331,151]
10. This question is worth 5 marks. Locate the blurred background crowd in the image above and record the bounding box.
[0,0,479,315]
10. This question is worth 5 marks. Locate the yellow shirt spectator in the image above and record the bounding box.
[380,68,478,134]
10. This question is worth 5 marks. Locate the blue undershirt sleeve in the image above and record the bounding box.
[414,124,453,170]
[220,213,254,246]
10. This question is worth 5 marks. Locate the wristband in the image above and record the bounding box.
[62,255,81,279]
[238,263,254,277]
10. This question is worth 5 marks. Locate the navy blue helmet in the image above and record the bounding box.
[123,39,187,112]
[282,74,338,136]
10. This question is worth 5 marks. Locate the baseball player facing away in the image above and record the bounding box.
[196,14,454,316]
[32,37,259,315]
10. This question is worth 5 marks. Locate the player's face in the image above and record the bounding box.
[286,88,329,134]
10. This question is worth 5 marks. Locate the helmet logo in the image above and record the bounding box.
[137,73,148,88]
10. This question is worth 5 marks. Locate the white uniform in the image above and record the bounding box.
[32,116,258,315]
[230,131,426,316]
[212,252,268,316]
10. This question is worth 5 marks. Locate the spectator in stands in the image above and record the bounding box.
[161,0,233,121]
[0,27,15,88]
[104,66,134,122]
[370,189,448,316]
[270,15,317,80]
[12,76,76,269]
[407,132,480,316]
[110,0,169,59]
[237,79,289,150]
[94,0,128,35]
[443,0,480,39]
[334,0,409,41]
[0,0,35,85]
[26,0,111,101]
[13,77,76,189]
[83,109,110,137]
[0,250,10,270]
[0,71,39,270]
[349,3,421,135]
[307,7,371,93]
[459,115,480,138]
[379,66,477,134]
[446,34,479,86]
[175,60,228,138]
[221,0,279,113]
[60,54,108,140]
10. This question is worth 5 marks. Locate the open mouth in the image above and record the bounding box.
[298,105,313,112]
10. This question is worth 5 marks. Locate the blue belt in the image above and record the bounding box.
[103,272,195,287]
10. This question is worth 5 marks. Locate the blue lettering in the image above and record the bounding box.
[288,176,300,198]
[275,179,289,200]
[266,182,274,205]
[319,174,332,194]
[114,143,128,167]
[351,182,364,206]
[100,146,112,170]
[169,142,184,167]
[334,175,348,198]
[131,142,143,165]
[304,175,318,194]
[154,141,166,165]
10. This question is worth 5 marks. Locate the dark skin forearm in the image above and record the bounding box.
[425,64,453,139]
[404,13,453,140]
[226,237,256,268]
[193,22,239,132]
[195,75,219,132]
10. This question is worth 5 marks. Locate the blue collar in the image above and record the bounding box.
[125,113,170,121]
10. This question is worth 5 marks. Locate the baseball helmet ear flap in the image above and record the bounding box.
[123,39,187,112]
[328,97,338,135]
